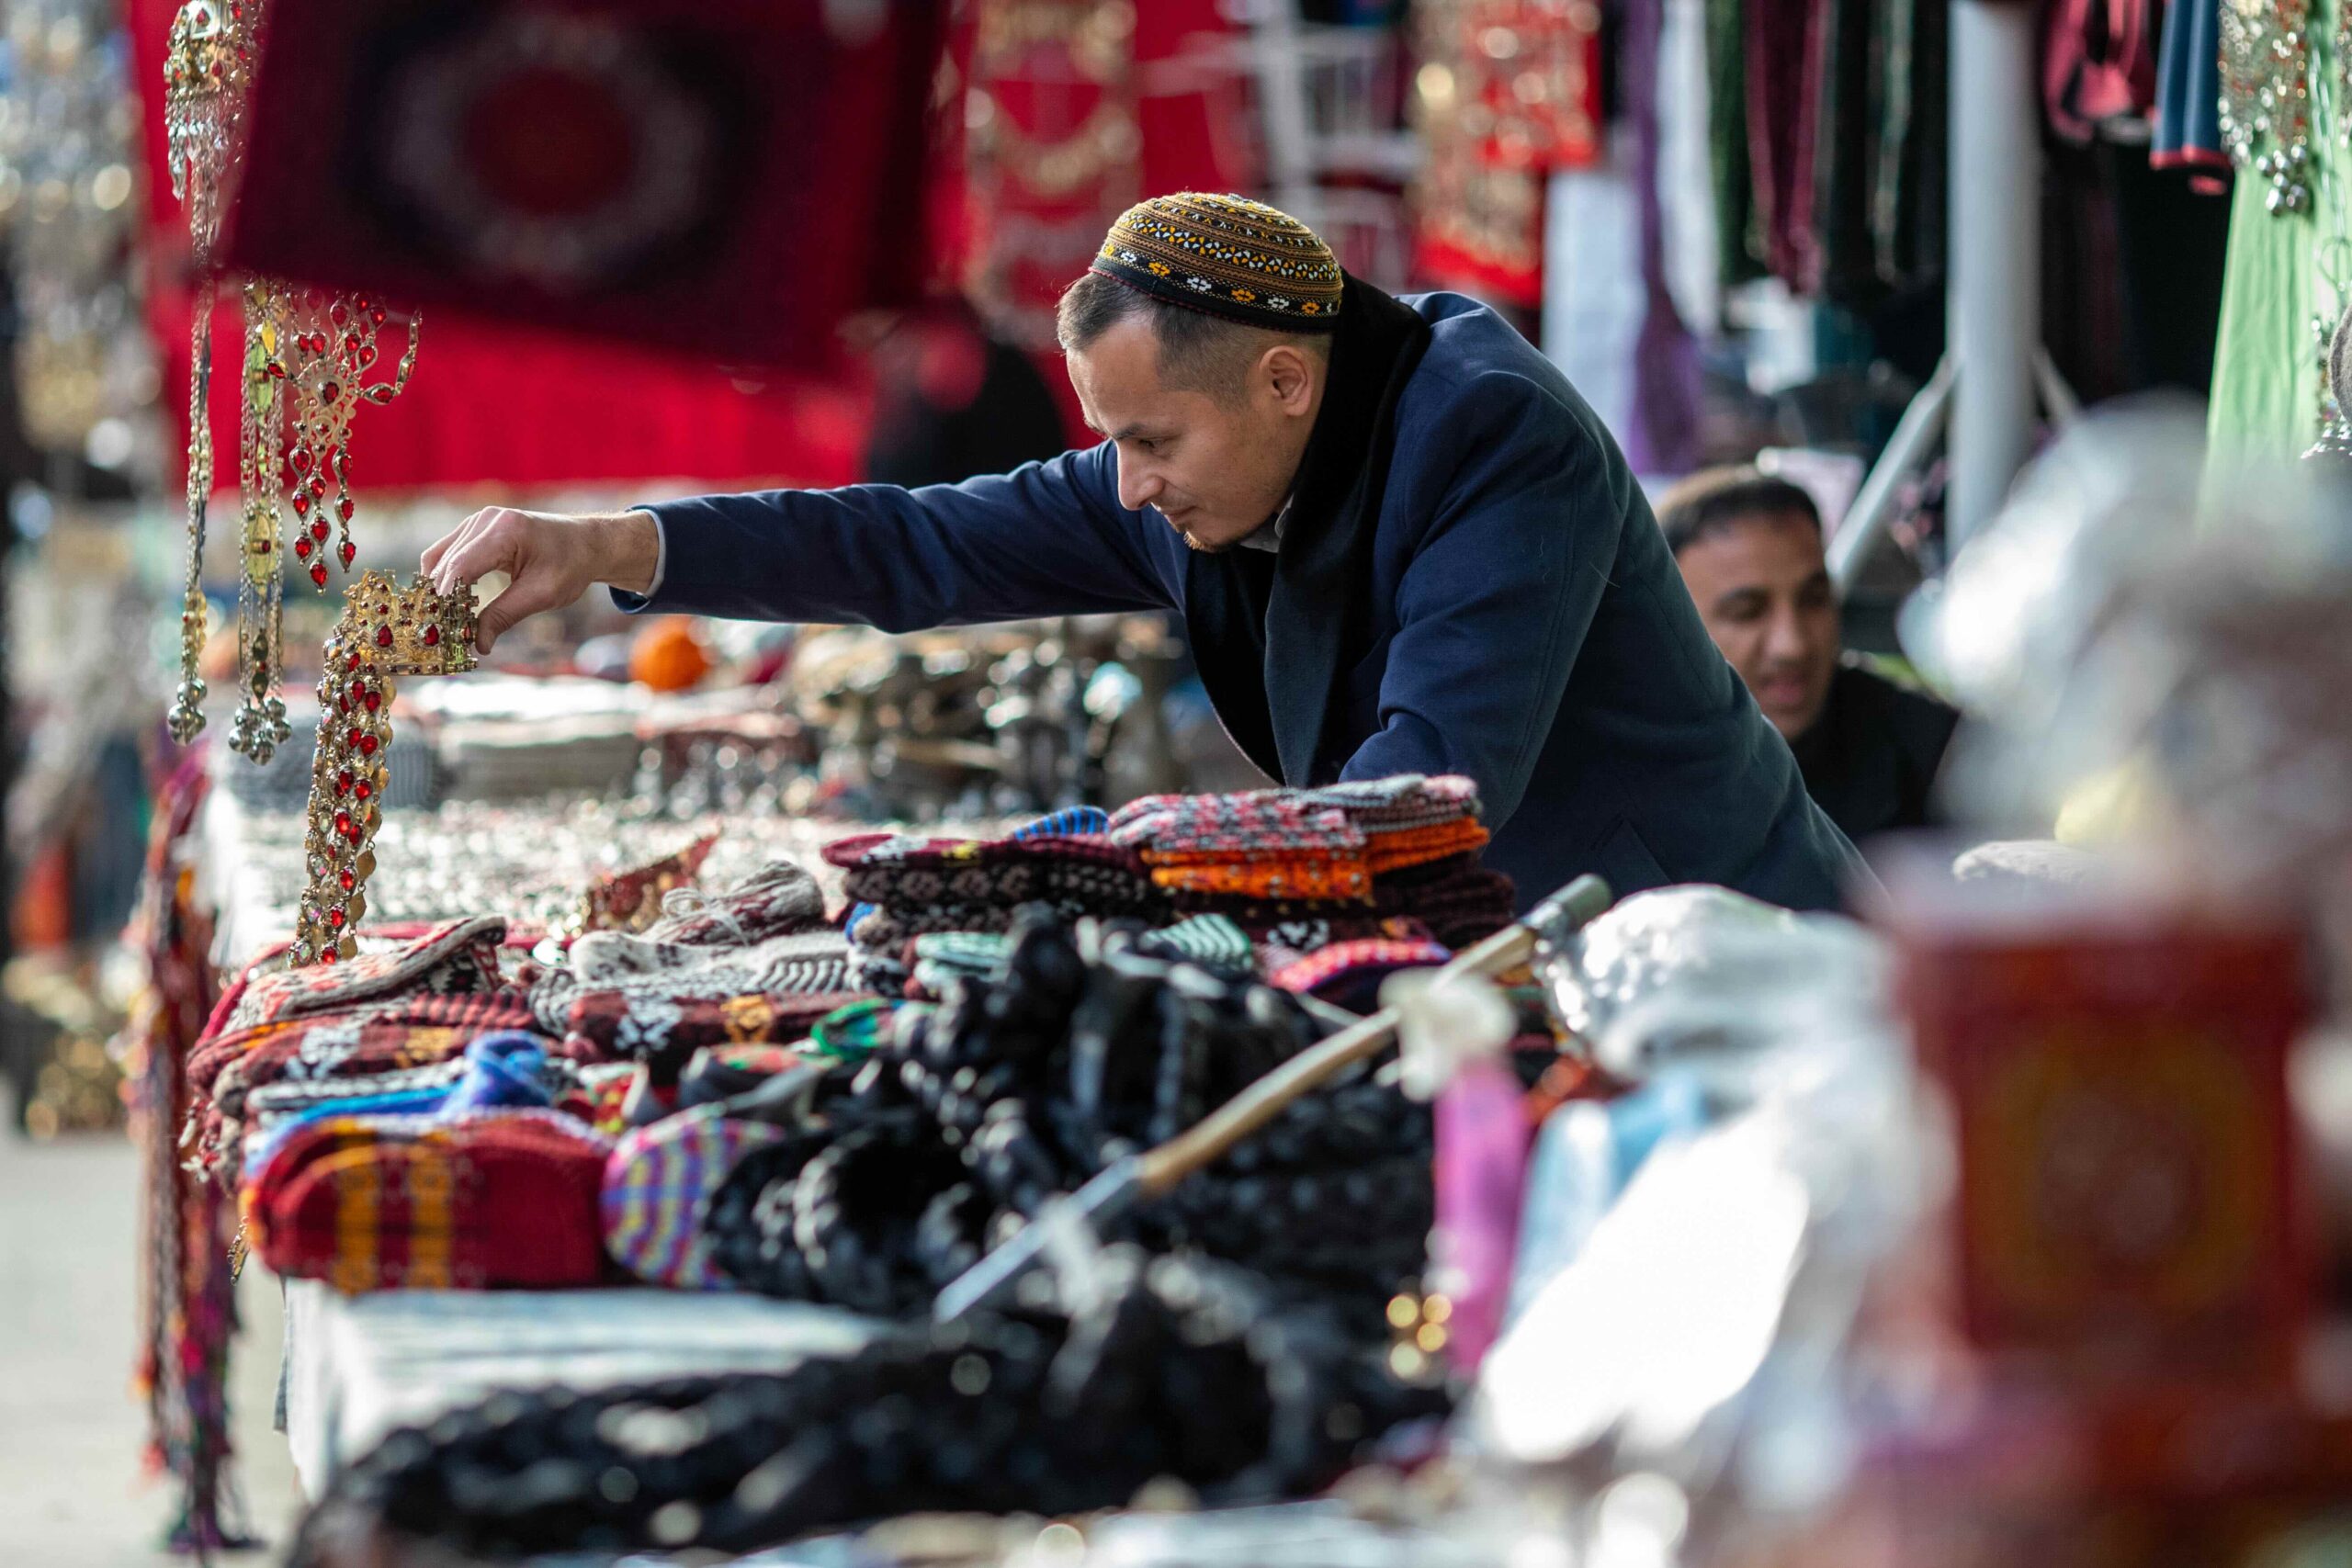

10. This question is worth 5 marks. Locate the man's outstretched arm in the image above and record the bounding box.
[424,444,1174,652]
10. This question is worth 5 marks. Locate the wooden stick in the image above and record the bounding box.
[1137,920,1541,1193]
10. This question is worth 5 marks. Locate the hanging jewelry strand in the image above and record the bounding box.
[161,0,246,743]
[228,281,290,761]
[275,290,420,593]
[166,304,214,742]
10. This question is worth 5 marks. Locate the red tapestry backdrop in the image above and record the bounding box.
[132,0,1244,494]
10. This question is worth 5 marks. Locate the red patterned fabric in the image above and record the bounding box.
[126,0,871,492]
[1267,938,1453,1004]
[220,916,510,1033]
[255,1111,612,1292]
[190,990,540,1101]
[220,1,950,373]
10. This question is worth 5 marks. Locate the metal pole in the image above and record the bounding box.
[1946,0,2041,548]
[1246,0,1321,227]
[1826,354,1955,591]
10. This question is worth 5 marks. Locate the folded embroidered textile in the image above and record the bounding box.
[1250,915,1441,974]
[252,1108,614,1291]
[220,916,509,1034]
[1369,857,1517,947]
[809,999,897,1061]
[908,913,1257,998]
[1141,855,1373,903]
[193,996,550,1174]
[837,839,1163,917]
[1012,805,1112,839]
[532,929,855,1036]
[1112,801,1363,860]
[592,859,830,954]
[191,990,544,1104]
[1295,773,1483,829]
[1110,776,1491,908]
[1266,938,1453,1010]
[559,987,865,1077]
[846,898,1095,950]
[1361,818,1490,874]
[847,896,1099,996]
[602,1104,792,1290]
[573,1062,640,1136]
[1109,774,1484,852]
[241,1032,568,1181]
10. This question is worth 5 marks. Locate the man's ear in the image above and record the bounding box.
[1260,344,1317,415]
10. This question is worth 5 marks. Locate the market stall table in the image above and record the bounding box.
[278,1281,878,1498]
[183,752,1001,1510]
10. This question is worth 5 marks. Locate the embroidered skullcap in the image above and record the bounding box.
[1091,192,1344,330]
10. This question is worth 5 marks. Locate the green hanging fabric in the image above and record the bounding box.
[2208,0,2349,467]
[1707,0,1767,285]
[2208,175,2327,466]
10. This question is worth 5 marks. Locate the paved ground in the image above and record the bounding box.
[0,1128,302,1564]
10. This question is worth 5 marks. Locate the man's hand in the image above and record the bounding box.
[422,507,661,654]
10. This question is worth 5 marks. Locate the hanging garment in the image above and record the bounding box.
[2207,0,2352,466]
[1707,0,1768,284]
[1747,0,1826,287]
[1811,0,1882,301]
[2152,0,2229,182]
[2043,0,2160,141]
[1624,0,1706,471]
[1871,0,1947,290]
[2209,174,2336,464]
[1660,0,1726,334]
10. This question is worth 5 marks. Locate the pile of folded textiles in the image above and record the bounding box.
[184,862,872,1294]
[829,806,1172,994]
[586,908,1441,1318]
[528,861,863,1081]
[831,779,1518,996]
[1107,773,1518,956]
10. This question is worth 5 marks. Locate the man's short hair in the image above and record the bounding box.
[1056,270,1327,401]
[1655,467,1824,556]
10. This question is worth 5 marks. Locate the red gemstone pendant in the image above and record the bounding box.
[339,540,357,570]
[358,734,379,756]
[311,563,329,587]
[294,536,312,559]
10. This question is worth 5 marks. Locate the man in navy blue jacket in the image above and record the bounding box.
[425,193,1859,912]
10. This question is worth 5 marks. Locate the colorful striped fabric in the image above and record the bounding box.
[254,1108,612,1292]
[602,1105,787,1291]
[1266,938,1453,1010]
[1012,806,1112,839]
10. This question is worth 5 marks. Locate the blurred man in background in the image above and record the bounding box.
[1660,468,1959,840]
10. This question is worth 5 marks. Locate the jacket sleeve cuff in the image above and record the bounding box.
[605,508,666,614]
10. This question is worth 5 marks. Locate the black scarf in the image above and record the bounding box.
[1178,275,1433,785]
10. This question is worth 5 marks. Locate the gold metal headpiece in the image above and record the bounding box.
[292,571,478,964]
